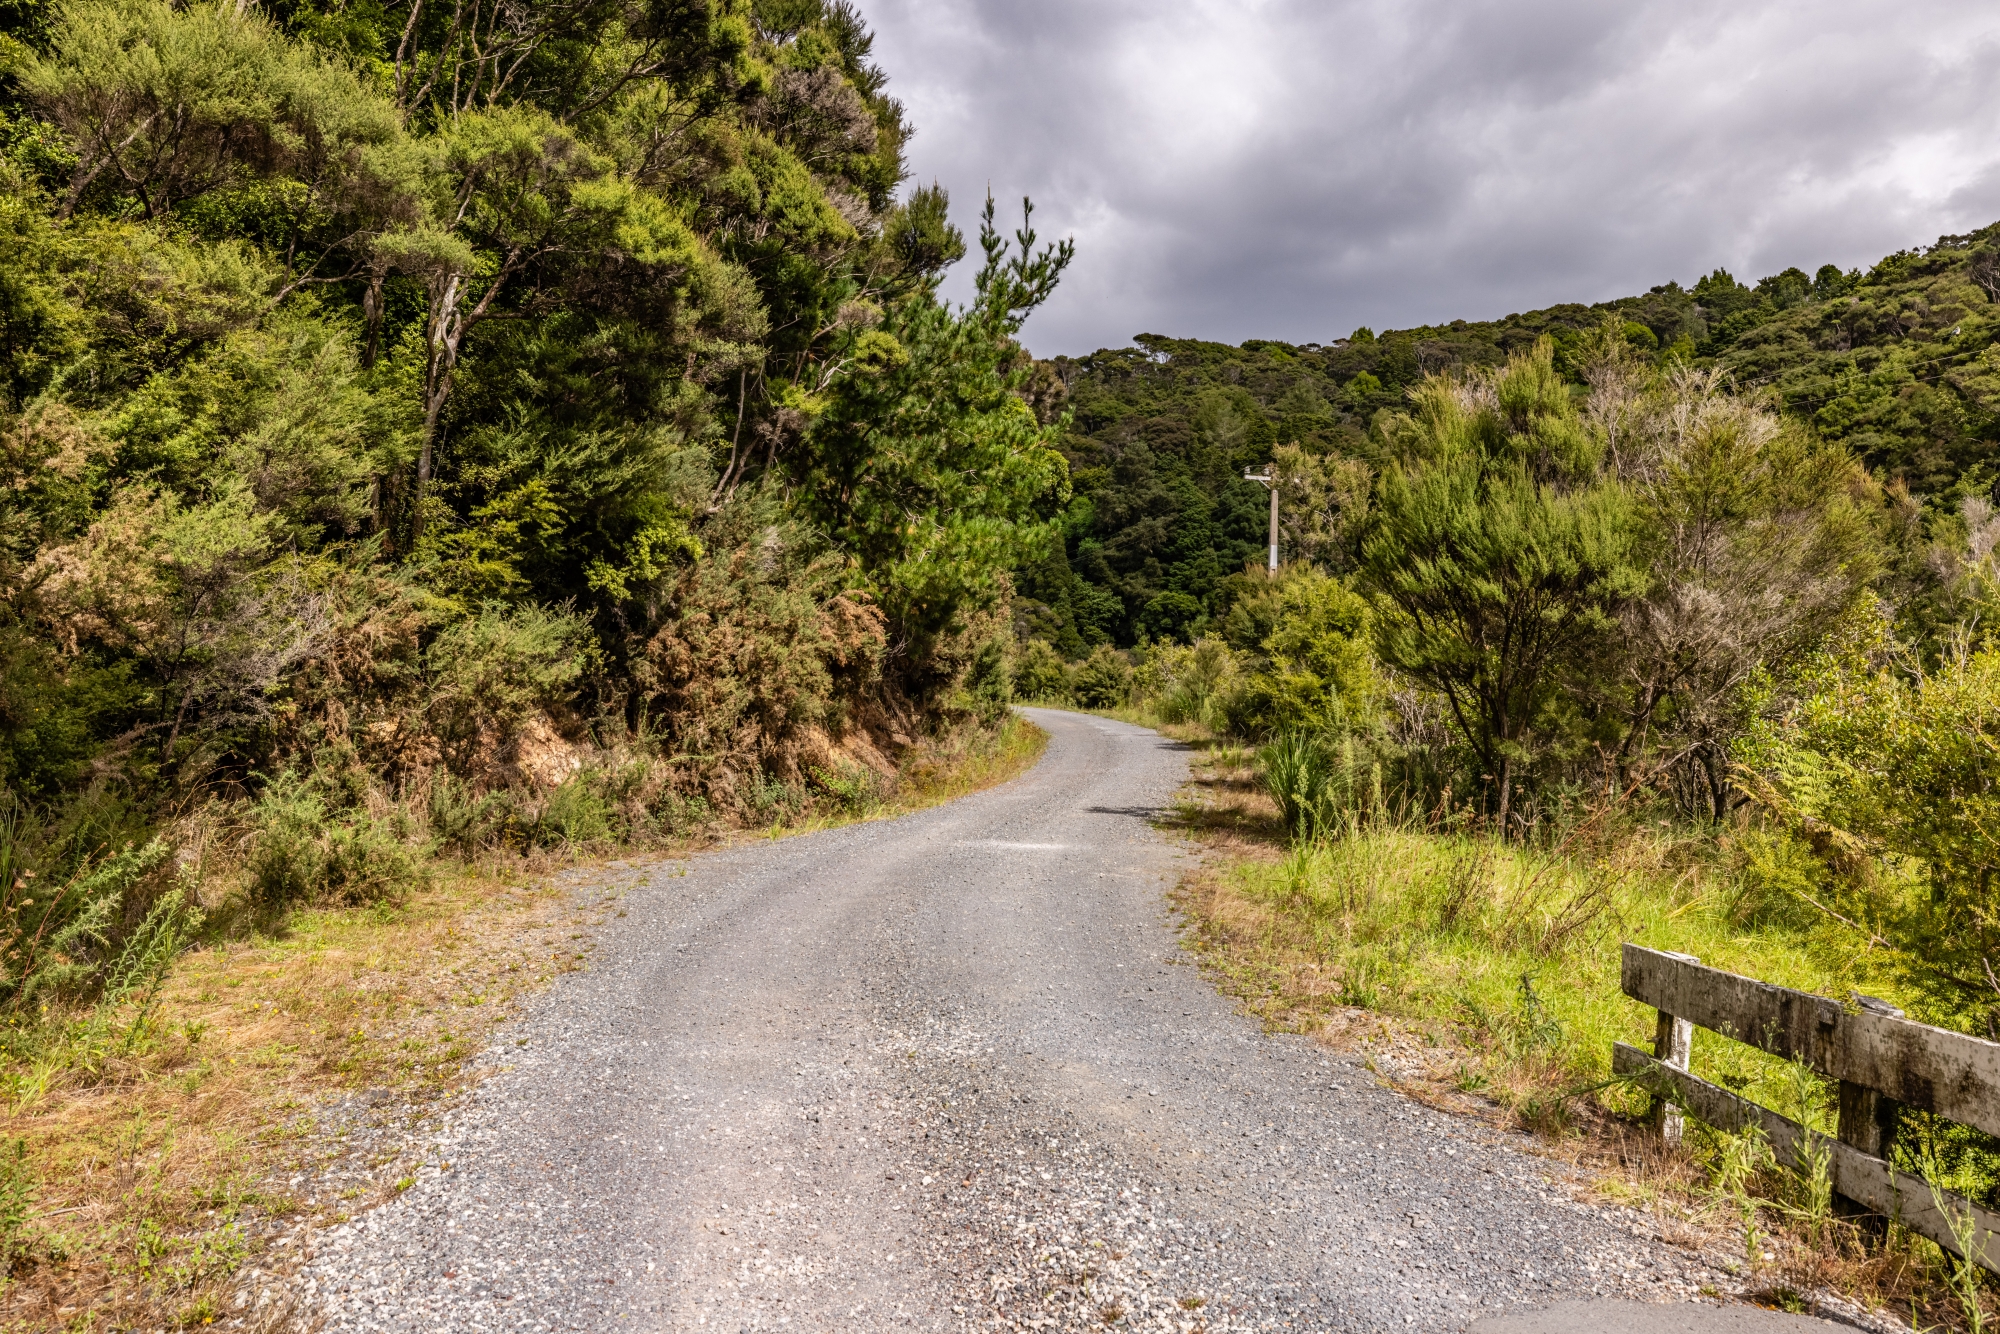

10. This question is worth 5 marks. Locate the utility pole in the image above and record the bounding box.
[1244,464,1278,572]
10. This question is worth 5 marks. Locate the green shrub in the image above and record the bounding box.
[650,789,711,836]
[1725,828,1828,930]
[596,757,661,840]
[1071,645,1130,709]
[427,774,517,857]
[1140,636,1243,729]
[962,635,1013,725]
[247,771,423,909]
[1227,567,1379,737]
[1742,640,2000,1026]
[531,776,612,849]
[246,773,328,909]
[743,768,803,823]
[424,605,595,778]
[1012,638,1070,702]
[320,815,425,902]
[812,763,882,814]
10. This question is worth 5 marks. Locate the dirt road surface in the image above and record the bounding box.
[304,708,1831,1332]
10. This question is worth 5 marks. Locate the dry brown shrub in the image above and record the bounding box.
[635,526,886,807]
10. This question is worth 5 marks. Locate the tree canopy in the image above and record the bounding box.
[0,0,1071,819]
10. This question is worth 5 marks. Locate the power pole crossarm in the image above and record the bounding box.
[1244,464,1278,572]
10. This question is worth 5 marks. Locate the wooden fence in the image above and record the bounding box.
[1615,943,2000,1272]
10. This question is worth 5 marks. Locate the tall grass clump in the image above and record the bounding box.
[1256,731,1389,841]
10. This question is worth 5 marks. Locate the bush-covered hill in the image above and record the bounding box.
[1028,225,2000,650]
[0,0,1079,968]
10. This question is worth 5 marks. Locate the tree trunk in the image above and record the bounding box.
[361,267,387,370]
[1703,744,1726,823]
[410,272,464,542]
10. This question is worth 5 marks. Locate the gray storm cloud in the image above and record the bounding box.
[864,0,2000,357]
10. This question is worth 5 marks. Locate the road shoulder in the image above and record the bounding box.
[12,718,1046,1332]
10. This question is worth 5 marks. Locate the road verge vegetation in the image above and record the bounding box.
[0,713,1042,1331]
[1148,720,1983,1327]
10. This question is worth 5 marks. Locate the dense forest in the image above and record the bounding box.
[0,0,1083,951]
[1024,233,2000,653]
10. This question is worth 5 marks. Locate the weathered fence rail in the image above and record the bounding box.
[1616,943,2000,1273]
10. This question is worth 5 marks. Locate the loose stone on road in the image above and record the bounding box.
[305,708,1830,1332]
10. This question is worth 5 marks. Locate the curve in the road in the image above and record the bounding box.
[304,708,1834,1333]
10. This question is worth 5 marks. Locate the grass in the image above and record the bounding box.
[1,864,615,1331]
[1191,823,1892,1120]
[897,712,1049,807]
[1155,723,1996,1330]
[0,714,1048,1332]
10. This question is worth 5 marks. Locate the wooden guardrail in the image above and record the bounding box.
[1616,943,2000,1272]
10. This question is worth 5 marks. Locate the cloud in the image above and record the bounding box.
[864,0,2000,356]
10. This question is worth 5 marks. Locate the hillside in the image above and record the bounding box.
[0,0,1078,823]
[1026,225,2000,651]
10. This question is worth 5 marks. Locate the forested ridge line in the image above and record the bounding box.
[1025,229,2000,653]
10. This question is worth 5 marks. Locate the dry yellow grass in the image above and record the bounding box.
[2,715,1047,1333]
[6,867,613,1331]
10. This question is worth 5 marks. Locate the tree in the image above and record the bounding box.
[1272,441,1369,571]
[1611,362,1883,816]
[793,195,1073,683]
[1358,340,1645,825]
[373,106,732,532]
[19,0,401,221]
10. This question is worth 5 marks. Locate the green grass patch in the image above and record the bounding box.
[1206,824,1893,1124]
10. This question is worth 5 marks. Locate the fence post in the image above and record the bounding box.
[1619,944,2000,1274]
[1649,952,1698,1142]
[1835,994,1905,1229]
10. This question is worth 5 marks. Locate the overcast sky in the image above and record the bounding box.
[863,0,2000,358]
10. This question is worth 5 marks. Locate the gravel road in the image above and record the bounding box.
[303,708,1833,1333]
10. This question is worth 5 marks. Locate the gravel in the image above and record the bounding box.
[297,708,1813,1332]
